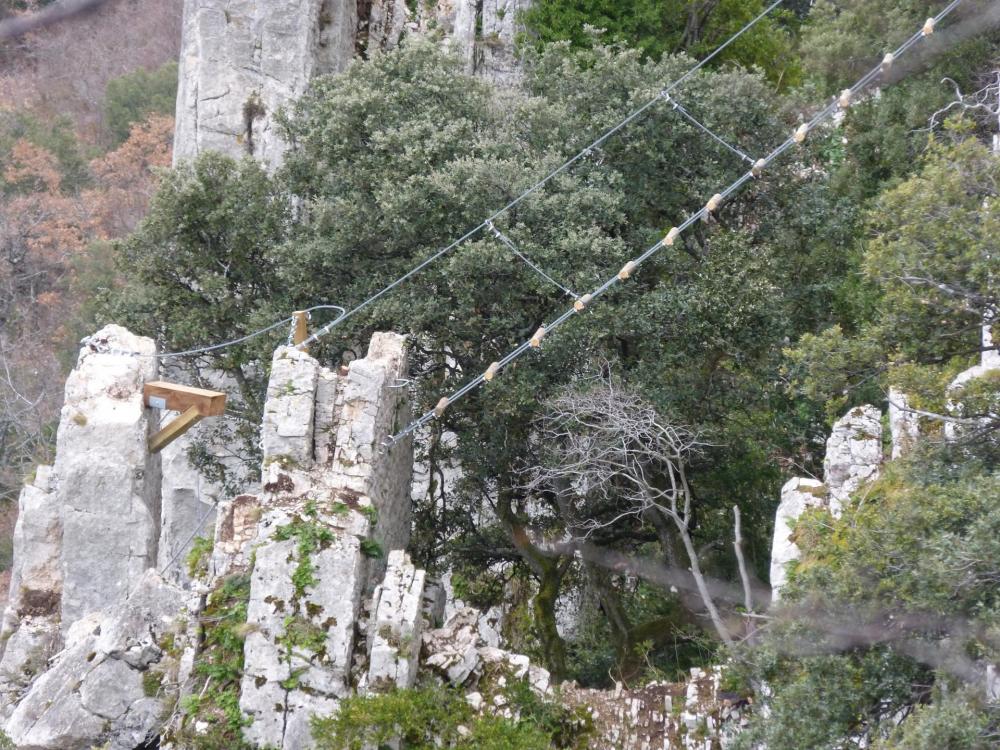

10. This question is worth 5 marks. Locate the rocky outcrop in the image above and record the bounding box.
[422,607,748,749]
[173,0,358,168]
[174,0,533,168]
[769,478,826,601]
[770,404,883,600]
[5,571,192,750]
[236,336,413,749]
[823,405,882,517]
[55,326,161,629]
[364,550,426,692]
[0,467,61,716]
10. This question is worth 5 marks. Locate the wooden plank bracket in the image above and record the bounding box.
[144,381,227,454]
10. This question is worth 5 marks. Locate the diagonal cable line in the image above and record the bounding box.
[664,94,755,164]
[487,221,578,299]
[86,304,346,360]
[296,0,788,350]
[73,1,788,364]
[388,0,964,445]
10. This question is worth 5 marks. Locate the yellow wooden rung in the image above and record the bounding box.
[434,397,450,418]
[530,327,546,348]
[618,261,637,281]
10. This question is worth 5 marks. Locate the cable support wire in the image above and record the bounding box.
[486,221,578,298]
[83,304,347,360]
[388,1,964,445]
[294,0,788,352]
[663,94,754,164]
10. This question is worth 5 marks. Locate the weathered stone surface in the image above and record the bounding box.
[368,0,408,52]
[823,404,882,516]
[330,333,413,560]
[0,466,60,644]
[0,621,61,719]
[239,512,369,749]
[367,550,425,691]
[314,366,340,465]
[770,478,826,602]
[888,388,920,460]
[57,326,160,630]
[945,323,1000,441]
[423,608,482,685]
[477,0,531,85]
[5,571,189,750]
[209,494,262,580]
[262,346,321,467]
[174,0,357,169]
[158,427,219,585]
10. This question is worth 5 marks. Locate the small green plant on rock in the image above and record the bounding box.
[172,572,255,750]
[186,535,214,579]
[275,517,335,598]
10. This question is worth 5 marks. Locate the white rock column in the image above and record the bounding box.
[0,467,62,716]
[330,332,413,558]
[823,405,882,517]
[239,511,371,750]
[770,478,827,602]
[262,346,321,468]
[888,388,920,460]
[366,550,426,691]
[56,326,161,630]
[174,0,357,169]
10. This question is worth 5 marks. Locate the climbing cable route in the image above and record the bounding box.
[386,0,964,445]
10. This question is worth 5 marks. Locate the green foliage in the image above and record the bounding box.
[521,0,802,85]
[173,573,255,750]
[142,669,164,697]
[736,451,1000,747]
[876,689,998,750]
[186,535,214,579]
[103,61,179,145]
[311,682,589,750]
[801,0,996,93]
[786,134,1000,434]
[274,517,335,598]
[360,538,384,559]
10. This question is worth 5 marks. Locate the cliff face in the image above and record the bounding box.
[173,0,532,169]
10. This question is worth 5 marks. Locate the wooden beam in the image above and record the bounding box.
[144,381,227,417]
[149,406,204,454]
[292,311,308,352]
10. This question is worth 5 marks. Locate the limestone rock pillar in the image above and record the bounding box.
[888,388,920,460]
[174,0,357,169]
[769,478,826,602]
[56,326,161,630]
[823,405,882,517]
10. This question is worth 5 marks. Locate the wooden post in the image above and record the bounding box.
[292,311,309,352]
